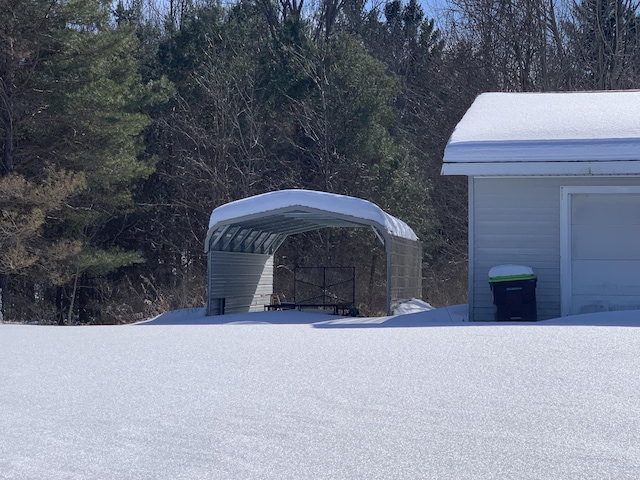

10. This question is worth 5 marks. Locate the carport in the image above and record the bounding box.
[204,190,422,316]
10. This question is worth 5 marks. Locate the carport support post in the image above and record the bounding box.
[372,226,393,316]
[374,227,393,316]
[386,241,392,316]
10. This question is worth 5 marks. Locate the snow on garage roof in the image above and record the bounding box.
[442,91,640,175]
[205,189,418,252]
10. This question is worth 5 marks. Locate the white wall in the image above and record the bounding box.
[471,176,640,321]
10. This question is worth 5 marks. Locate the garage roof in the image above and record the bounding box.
[442,91,640,176]
[205,190,418,254]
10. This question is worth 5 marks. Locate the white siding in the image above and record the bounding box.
[207,251,274,315]
[471,176,640,321]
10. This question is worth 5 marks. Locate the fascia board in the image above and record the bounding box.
[441,161,640,176]
[444,138,640,164]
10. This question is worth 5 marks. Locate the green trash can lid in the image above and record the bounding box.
[488,264,536,283]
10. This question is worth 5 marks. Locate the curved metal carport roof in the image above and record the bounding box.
[205,190,422,315]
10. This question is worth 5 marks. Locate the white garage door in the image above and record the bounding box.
[570,193,640,315]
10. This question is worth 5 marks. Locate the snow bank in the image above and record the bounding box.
[6,90,640,479]
[392,298,435,315]
[2,312,639,479]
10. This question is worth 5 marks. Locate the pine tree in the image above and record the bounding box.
[0,0,168,322]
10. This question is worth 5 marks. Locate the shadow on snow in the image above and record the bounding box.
[137,304,640,328]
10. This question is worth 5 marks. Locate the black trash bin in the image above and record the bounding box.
[488,265,537,321]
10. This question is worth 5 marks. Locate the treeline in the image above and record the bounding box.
[1,0,639,323]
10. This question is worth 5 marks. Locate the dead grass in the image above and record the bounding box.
[422,258,468,308]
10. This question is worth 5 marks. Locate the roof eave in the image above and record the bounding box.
[204,205,413,254]
[441,161,640,176]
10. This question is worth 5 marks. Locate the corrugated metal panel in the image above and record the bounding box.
[207,251,274,315]
[389,236,423,309]
[472,176,640,321]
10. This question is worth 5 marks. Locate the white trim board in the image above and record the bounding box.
[442,161,640,176]
[468,177,475,322]
[560,186,640,316]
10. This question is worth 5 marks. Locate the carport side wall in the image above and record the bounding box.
[388,236,423,311]
[207,251,274,315]
[470,176,640,321]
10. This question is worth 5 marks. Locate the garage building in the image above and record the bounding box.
[442,91,640,321]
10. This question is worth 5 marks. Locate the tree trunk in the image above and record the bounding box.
[0,274,6,323]
[56,286,69,325]
[1,108,14,175]
[67,270,80,325]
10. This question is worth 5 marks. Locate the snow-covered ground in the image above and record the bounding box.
[2,306,640,479]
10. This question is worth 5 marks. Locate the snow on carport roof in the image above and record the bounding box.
[442,90,640,175]
[205,189,417,252]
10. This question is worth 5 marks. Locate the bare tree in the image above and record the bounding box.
[446,0,571,91]
[566,0,640,89]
